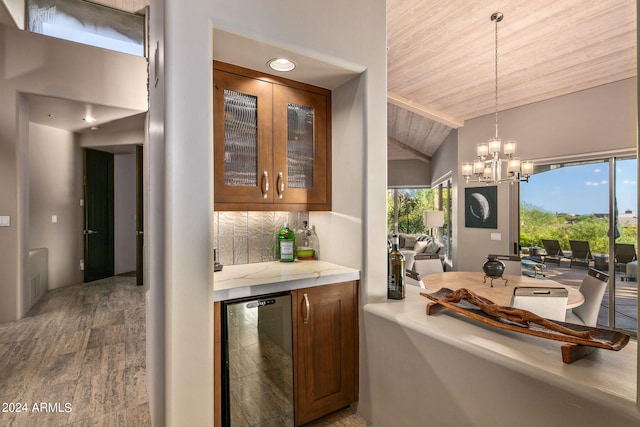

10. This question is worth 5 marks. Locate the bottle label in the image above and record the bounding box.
[280,241,294,259]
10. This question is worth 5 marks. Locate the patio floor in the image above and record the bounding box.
[537,260,638,334]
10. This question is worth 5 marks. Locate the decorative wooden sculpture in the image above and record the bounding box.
[421,288,630,364]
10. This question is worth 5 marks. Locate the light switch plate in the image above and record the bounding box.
[0,216,10,227]
[51,215,58,223]
[490,232,501,241]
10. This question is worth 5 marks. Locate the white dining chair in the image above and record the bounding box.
[564,268,608,327]
[414,257,444,277]
[488,254,522,276]
[405,270,425,289]
[510,287,568,322]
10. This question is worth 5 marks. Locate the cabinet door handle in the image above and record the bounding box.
[261,171,269,199]
[303,293,310,324]
[277,172,284,199]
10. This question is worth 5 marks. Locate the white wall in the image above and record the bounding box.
[455,78,637,272]
[0,25,147,322]
[150,0,387,425]
[29,123,83,290]
[1,0,24,28]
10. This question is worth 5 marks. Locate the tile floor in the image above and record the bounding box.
[0,276,368,427]
[0,275,149,426]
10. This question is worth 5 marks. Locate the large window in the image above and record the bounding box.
[387,188,436,234]
[387,177,452,260]
[520,156,637,333]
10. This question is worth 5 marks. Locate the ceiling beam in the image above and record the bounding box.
[388,92,464,129]
[388,137,431,163]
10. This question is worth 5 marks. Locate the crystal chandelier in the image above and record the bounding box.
[461,12,534,185]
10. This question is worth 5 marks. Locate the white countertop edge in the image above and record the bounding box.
[364,286,638,412]
[213,260,360,301]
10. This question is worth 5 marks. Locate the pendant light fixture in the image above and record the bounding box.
[461,12,534,185]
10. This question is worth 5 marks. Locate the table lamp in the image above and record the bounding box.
[423,210,445,240]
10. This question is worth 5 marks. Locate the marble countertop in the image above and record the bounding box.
[213,260,360,301]
[364,284,638,407]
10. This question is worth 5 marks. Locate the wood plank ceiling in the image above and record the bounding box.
[387,0,637,161]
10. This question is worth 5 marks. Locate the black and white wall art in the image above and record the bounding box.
[465,186,497,229]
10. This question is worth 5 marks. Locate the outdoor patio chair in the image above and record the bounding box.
[568,240,593,268]
[541,239,569,266]
[564,268,608,327]
[487,254,521,276]
[614,243,637,272]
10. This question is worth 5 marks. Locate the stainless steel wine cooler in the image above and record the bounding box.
[221,292,294,426]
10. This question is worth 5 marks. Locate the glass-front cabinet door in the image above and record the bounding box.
[214,69,274,204]
[214,62,331,211]
[273,85,329,207]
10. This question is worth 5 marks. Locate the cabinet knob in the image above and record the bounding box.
[277,172,284,199]
[262,171,269,198]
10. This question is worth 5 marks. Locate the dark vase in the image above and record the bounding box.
[483,256,505,278]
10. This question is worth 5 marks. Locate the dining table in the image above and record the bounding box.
[420,271,584,309]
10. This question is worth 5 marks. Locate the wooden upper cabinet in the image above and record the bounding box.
[213,68,273,204]
[214,62,331,211]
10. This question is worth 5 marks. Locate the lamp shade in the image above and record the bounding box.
[423,210,445,228]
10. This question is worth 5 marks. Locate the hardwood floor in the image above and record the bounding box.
[0,275,149,426]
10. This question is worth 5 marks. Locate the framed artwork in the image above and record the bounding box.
[465,186,497,229]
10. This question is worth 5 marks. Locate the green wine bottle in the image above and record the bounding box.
[277,222,295,262]
[387,234,405,299]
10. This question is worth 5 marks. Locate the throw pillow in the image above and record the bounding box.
[414,240,429,253]
[403,236,417,249]
[425,240,443,254]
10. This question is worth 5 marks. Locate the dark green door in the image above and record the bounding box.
[84,148,115,282]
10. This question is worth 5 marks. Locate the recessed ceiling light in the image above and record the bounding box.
[267,58,296,72]
[83,116,96,123]
[90,126,100,131]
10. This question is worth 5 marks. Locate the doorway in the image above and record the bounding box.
[84,146,143,284]
[84,148,115,282]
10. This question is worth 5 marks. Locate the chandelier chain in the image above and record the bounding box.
[494,12,499,140]
[461,11,533,185]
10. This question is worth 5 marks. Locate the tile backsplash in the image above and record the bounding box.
[214,211,309,266]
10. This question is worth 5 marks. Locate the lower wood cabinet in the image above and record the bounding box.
[214,281,358,427]
[291,281,359,426]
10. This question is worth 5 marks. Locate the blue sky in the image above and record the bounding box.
[520,158,637,215]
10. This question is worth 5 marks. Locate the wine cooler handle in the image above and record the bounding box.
[303,293,310,324]
[261,171,269,199]
[277,172,284,199]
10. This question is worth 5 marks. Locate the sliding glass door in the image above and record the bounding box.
[520,155,637,334]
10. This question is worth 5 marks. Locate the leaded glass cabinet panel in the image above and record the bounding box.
[214,68,273,204]
[214,62,330,211]
[273,84,329,208]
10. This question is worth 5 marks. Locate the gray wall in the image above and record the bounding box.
[455,78,637,272]
[431,129,457,183]
[387,159,430,188]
